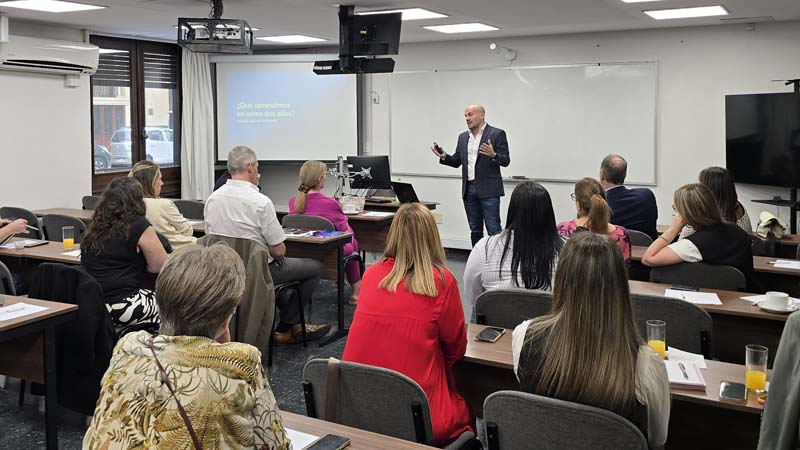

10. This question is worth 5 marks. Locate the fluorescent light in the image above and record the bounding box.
[423,23,499,34]
[644,5,729,20]
[621,0,661,3]
[0,0,105,12]
[257,35,327,44]
[174,24,260,31]
[357,8,447,21]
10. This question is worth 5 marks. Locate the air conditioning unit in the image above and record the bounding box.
[0,35,99,75]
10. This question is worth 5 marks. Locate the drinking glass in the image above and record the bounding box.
[62,226,75,251]
[745,344,768,393]
[647,320,666,359]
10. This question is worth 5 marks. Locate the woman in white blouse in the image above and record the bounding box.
[128,161,197,248]
[463,181,565,307]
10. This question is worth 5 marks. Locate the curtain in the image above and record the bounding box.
[180,49,215,200]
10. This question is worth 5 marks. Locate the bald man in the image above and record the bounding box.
[432,105,510,246]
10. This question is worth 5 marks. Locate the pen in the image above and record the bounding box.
[26,225,39,231]
[678,362,689,380]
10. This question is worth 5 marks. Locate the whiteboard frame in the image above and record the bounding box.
[385,61,659,187]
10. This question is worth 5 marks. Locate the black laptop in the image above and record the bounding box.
[391,182,420,204]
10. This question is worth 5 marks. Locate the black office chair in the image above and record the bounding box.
[82,195,101,210]
[0,206,42,240]
[42,214,87,243]
[474,289,552,329]
[172,199,205,220]
[650,262,747,291]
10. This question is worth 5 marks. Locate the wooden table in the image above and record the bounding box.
[363,200,438,212]
[456,323,765,450]
[629,280,787,364]
[0,296,78,450]
[281,412,436,449]
[274,205,393,254]
[32,208,93,223]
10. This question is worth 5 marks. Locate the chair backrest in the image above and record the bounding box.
[197,234,275,350]
[483,391,647,450]
[630,293,713,357]
[303,358,435,445]
[750,233,768,257]
[172,199,205,220]
[474,289,552,329]
[0,206,42,239]
[0,261,16,295]
[82,195,101,210]
[628,230,653,247]
[42,214,87,243]
[650,262,747,291]
[282,214,336,231]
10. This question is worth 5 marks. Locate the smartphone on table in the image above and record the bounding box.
[475,326,506,343]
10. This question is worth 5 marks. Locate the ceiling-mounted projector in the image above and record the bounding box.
[314,5,401,75]
[178,0,253,54]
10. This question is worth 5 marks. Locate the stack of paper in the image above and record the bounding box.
[0,302,49,321]
[664,361,706,391]
[772,260,800,270]
[664,289,723,305]
[362,211,393,217]
[285,428,320,450]
[666,347,707,369]
[0,239,45,250]
[62,250,81,257]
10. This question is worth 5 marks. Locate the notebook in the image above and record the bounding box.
[664,361,706,391]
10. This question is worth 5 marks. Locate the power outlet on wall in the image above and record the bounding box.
[370,91,380,105]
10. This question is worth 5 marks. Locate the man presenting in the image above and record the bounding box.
[432,105,510,247]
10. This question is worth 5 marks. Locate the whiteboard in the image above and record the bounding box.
[380,62,657,184]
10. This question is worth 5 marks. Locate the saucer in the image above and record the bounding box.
[758,303,799,314]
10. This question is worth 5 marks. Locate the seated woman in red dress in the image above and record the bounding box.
[342,203,474,446]
[289,160,361,304]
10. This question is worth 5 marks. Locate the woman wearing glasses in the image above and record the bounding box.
[557,177,631,265]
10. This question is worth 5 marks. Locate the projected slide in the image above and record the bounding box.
[216,62,357,161]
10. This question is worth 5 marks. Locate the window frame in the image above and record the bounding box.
[90,36,182,198]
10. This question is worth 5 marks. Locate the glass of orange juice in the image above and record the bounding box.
[62,226,75,251]
[745,344,768,393]
[646,320,666,359]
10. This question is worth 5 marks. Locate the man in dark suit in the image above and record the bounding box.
[432,105,510,246]
[600,154,659,240]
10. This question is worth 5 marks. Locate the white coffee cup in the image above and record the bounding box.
[343,204,357,214]
[761,291,793,310]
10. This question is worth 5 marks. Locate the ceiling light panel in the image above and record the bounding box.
[0,0,105,12]
[357,8,447,21]
[423,23,499,34]
[644,5,729,20]
[257,35,327,44]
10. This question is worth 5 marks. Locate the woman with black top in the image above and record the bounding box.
[81,177,168,331]
[511,232,670,449]
[679,167,752,239]
[642,183,754,287]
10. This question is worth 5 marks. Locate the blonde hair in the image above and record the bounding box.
[525,232,641,415]
[156,243,245,338]
[380,203,447,297]
[574,177,610,234]
[673,183,722,229]
[295,160,327,214]
[128,160,161,198]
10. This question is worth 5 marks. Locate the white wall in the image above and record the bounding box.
[363,21,800,249]
[0,22,91,211]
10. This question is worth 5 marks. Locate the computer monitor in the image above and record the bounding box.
[347,155,392,190]
[351,12,402,56]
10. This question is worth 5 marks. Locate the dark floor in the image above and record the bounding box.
[0,251,470,450]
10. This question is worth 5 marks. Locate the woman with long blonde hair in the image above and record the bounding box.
[128,160,196,248]
[512,232,670,448]
[289,160,361,303]
[642,183,754,288]
[557,177,631,264]
[342,204,474,446]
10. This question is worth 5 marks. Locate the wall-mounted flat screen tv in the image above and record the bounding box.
[726,92,800,188]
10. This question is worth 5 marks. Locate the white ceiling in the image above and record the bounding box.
[1,0,799,47]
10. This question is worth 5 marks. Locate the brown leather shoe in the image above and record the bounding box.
[272,329,298,346]
[291,323,331,342]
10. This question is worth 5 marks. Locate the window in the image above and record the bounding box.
[90,36,182,197]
